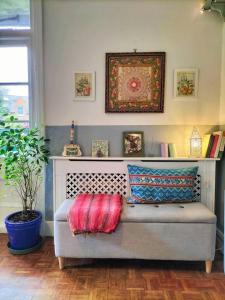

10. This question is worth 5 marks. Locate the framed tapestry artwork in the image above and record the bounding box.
[92,140,109,157]
[123,131,144,157]
[74,71,95,101]
[105,52,165,113]
[174,69,198,98]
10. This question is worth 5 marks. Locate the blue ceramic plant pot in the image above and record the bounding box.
[5,211,42,251]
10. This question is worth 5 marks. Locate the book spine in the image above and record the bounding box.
[160,144,165,157]
[220,132,225,151]
[165,143,168,157]
[160,143,168,157]
[214,133,223,158]
[202,134,210,158]
[205,135,214,158]
[168,143,177,157]
[210,135,219,158]
[218,132,225,159]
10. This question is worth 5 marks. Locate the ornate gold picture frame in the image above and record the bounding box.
[105,52,165,113]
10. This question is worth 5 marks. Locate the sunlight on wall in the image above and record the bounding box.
[220,24,225,125]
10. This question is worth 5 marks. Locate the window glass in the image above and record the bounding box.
[0,47,28,83]
[0,0,30,30]
[17,106,24,115]
[0,85,29,126]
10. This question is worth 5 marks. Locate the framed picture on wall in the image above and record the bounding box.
[105,52,165,113]
[74,71,95,101]
[123,131,144,157]
[174,69,198,99]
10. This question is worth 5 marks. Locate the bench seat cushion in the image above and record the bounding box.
[55,198,216,224]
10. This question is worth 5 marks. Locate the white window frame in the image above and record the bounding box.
[0,0,44,128]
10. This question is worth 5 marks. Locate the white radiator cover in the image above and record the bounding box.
[51,157,217,213]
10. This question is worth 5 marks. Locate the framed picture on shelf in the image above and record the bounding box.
[123,131,144,157]
[92,140,109,157]
[105,52,165,113]
[174,69,198,99]
[74,71,95,101]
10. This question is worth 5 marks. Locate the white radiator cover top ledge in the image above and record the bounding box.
[50,156,219,161]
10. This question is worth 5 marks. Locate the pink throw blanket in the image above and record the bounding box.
[68,194,122,235]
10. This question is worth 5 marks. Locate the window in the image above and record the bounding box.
[0,0,30,30]
[0,45,29,126]
[0,1,32,127]
[17,106,24,116]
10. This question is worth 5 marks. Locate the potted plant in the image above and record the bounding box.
[0,114,49,254]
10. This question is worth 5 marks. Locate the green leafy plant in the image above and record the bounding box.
[0,114,49,221]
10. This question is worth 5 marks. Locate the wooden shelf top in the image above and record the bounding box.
[50,156,220,161]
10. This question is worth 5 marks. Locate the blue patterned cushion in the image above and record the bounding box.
[127,165,198,204]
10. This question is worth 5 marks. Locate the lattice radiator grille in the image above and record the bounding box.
[66,172,201,200]
[66,173,127,198]
[193,174,201,201]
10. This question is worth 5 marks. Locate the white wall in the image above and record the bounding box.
[43,0,223,126]
[220,23,225,125]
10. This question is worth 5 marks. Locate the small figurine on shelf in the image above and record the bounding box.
[70,120,75,144]
[62,121,82,157]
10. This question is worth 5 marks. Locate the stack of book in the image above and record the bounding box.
[203,131,225,159]
[160,143,177,158]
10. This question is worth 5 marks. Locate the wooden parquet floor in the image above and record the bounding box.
[0,233,225,300]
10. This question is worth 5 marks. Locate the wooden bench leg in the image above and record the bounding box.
[205,260,212,274]
[58,257,65,270]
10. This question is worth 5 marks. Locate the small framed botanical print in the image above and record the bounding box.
[174,69,198,98]
[92,140,109,157]
[123,131,144,157]
[74,71,95,101]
